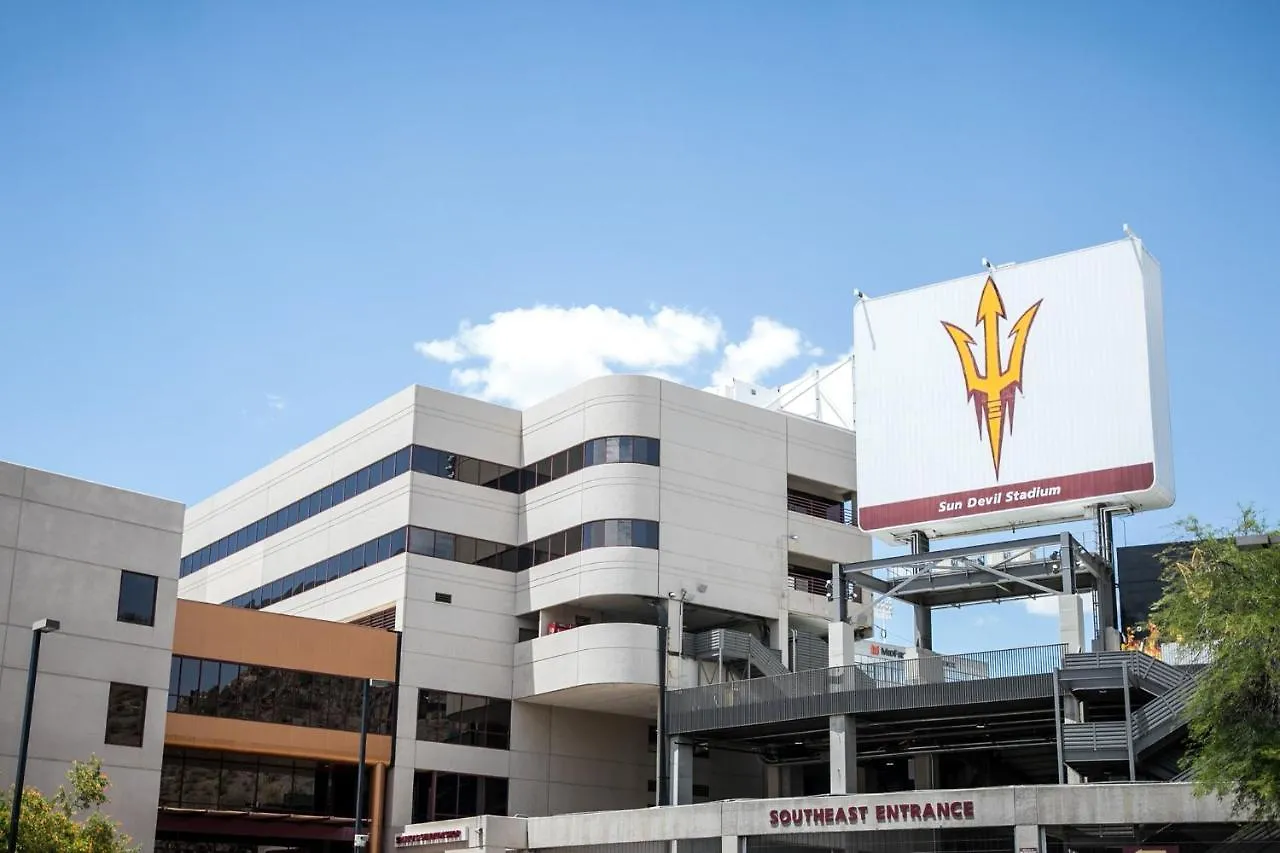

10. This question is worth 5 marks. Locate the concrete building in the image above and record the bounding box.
[175,376,874,836]
[0,461,184,852]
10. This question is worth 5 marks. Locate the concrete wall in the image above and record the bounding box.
[175,375,871,832]
[0,462,183,853]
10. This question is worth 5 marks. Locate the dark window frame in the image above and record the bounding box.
[116,570,159,627]
[105,681,148,748]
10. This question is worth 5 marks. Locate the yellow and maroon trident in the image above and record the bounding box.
[941,277,1043,479]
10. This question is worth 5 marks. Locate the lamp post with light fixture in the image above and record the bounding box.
[6,618,61,853]
[353,677,394,849]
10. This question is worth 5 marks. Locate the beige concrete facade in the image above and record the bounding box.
[0,461,184,853]
[176,375,873,834]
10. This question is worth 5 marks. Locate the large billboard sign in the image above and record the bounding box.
[854,237,1174,540]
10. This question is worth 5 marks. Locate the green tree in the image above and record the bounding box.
[1151,507,1280,821]
[0,756,138,853]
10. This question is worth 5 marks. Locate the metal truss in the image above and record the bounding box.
[839,532,1110,608]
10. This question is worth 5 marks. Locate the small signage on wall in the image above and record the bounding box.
[396,827,470,847]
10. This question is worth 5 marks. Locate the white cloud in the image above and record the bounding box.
[708,317,808,389]
[265,393,287,412]
[414,304,811,409]
[414,339,466,363]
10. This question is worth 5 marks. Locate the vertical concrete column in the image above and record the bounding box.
[765,765,793,798]
[909,754,938,791]
[774,608,791,669]
[1058,595,1086,654]
[666,597,685,684]
[828,621,857,667]
[1014,824,1044,853]
[669,735,694,805]
[720,835,741,853]
[829,714,858,794]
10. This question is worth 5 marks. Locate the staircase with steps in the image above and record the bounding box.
[1061,649,1203,778]
[684,628,788,678]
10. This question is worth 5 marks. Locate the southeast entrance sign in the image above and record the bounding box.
[768,799,977,829]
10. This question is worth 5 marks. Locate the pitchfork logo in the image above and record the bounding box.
[941,277,1043,479]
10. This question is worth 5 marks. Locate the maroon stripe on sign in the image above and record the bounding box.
[858,463,1155,531]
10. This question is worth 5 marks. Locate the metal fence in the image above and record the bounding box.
[666,644,1065,734]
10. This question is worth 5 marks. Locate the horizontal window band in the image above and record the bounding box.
[166,654,395,736]
[223,519,659,611]
[181,436,659,579]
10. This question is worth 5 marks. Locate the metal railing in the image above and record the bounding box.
[666,643,1065,733]
[786,574,863,603]
[1133,669,1202,750]
[787,573,828,595]
[1062,720,1130,753]
[786,492,855,525]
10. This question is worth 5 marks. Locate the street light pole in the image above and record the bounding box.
[7,618,60,853]
[353,678,393,850]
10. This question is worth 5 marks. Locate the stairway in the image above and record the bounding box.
[790,630,830,672]
[686,628,789,678]
[1061,651,1203,777]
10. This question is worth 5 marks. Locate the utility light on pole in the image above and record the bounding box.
[7,618,61,853]
[353,677,394,850]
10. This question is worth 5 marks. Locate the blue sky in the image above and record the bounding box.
[2,2,1276,653]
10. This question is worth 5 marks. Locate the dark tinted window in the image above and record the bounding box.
[159,748,367,818]
[412,770,507,823]
[117,571,158,627]
[105,682,148,747]
[167,655,395,736]
[416,690,511,749]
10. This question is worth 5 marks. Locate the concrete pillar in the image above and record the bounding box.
[909,754,938,791]
[721,836,742,853]
[828,621,858,667]
[774,608,791,669]
[1058,595,1085,654]
[665,597,684,683]
[669,735,694,805]
[764,765,793,798]
[1014,824,1045,853]
[829,714,858,794]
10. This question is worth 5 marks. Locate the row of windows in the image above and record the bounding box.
[159,748,365,817]
[167,655,395,735]
[180,446,412,578]
[412,770,508,824]
[417,689,511,749]
[181,435,661,578]
[223,519,660,610]
[224,528,414,610]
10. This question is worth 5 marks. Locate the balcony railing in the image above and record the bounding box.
[787,573,862,603]
[787,491,855,526]
[665,643,1067,733]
